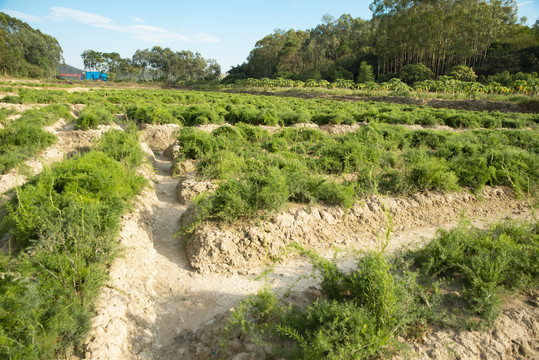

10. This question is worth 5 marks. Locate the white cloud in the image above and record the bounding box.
[126,24,191,42]
[194,33,220,43]
[517,1,535,7]
[50,7,115,28]
[2,6,219,44]
[1,9,43,23]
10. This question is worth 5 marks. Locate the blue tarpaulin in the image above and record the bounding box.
[85,72,108,81]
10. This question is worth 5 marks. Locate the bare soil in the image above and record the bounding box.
[184,186,529,274]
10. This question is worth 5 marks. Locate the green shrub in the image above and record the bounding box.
[177,128,216,160]
[282,108,312,125]
[96,126,145,169]
[77,104,115,130]
[212,125,245,149]
[447,65,477,82]
[0,108,15,126]
[208,166,289,222]
[413,221,538,323]
[405,150,459,191]
[1,148,146,358]
[279,301,384,359]
[197,150,245,180]
[181,105,222,126]
[357,61,375,83]
[0,121,56,174]
[226,244,435,359]
[285,171,355,208]
[399,64,434,84]
[126,104,178,125]
[21,104,73,126]
[225,105,281,126]
[235,122,270,142]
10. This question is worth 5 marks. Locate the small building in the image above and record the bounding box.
[58,64,84,81]
[57,65,108,81]
[59,73,84,80]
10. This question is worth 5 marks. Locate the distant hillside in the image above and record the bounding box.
[58,64,84,75]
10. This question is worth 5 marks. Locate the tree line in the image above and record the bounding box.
[81,47,221,83]
[0,12,63,79]
[0,11,220,83]
[224,0,539,83]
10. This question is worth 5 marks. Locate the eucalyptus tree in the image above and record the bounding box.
[81,50,104,72]
[132,49,152,80]
[127,46,220,83]
[369,0,519,76]
[246,29,288,78]
[0,12,63,78]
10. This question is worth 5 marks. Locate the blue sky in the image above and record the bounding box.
[1,1,538,73]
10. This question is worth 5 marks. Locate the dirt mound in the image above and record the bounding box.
[177,173,217,204]
[0,103,46,111]
[398,291,539,359]
[184,186,528,274]
[139,124,181,151]
[85,181,160,359]
[57,124,121,152]
[319,123,362,134]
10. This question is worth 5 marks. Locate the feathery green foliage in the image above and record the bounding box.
[225,220,537,359]
[76,104,115,130]
[0,104,73,174]
[0,130,146,358]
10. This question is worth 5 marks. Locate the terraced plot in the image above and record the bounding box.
[0,82,537,359]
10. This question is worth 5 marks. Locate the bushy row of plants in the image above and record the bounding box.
[1,88,71,104]
[0,81,76,88]
[179,126,355,225]
[76,104,116,130]
[224,220,538,359]
[0,105,72,174]
[177,124,537,225]
[86,91,539,128]
[3,88,537,129]
[0,128,146,358]
[232,70,539,96]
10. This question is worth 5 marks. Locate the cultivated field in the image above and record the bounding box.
[0,80,537,359]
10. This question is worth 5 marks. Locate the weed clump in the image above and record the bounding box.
[0,105,69,174]
[76,104,115,130]
[126,104,180,125]
[413,221,539,322]
[224,220,537,358]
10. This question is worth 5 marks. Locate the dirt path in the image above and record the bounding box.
[139,156,266,359]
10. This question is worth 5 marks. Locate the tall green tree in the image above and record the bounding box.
[370,0,519,76]
[357,61,375,82]
[0,12,63,78]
